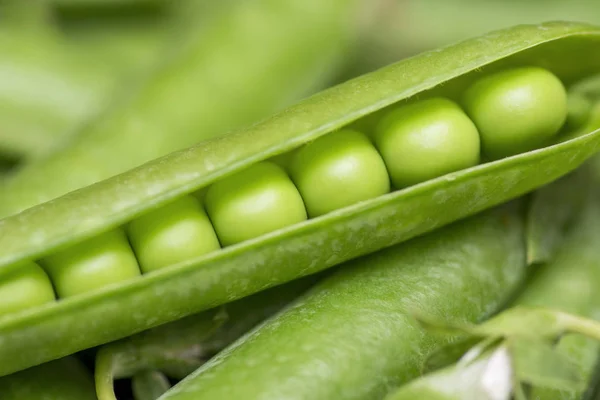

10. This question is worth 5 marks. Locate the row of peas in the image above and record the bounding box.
[0,66,568,317]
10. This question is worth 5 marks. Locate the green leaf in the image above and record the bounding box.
[509,338,586,392]
[385,346,514,400]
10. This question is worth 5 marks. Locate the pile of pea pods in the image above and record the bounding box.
[4,1,600,399]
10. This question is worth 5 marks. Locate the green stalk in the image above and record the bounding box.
[157,203,527,400]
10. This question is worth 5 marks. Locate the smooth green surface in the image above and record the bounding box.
[205,162,307,246]
[290,129,389,217]
[127,196,220,273]
[42,229,140,297]
[0,22,599,377]
[0,262,55,317]
[159,205,526,400]
[0,0,359,217]
[0,357,96,400]
[374,97,480,188]
[463,67,567,159]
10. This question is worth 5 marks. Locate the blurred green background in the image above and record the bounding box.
[1,0,600,169]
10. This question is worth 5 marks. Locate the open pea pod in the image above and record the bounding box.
[2,21,600,377]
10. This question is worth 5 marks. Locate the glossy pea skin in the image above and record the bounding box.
[127,196,220,273]
[42,230,141,298]
[290,129,390,217]
[0,261,55,316]
[463,67,567,160]
[374,98,480,188]
[204,161,307,246]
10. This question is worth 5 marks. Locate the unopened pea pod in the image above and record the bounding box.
[2,22,600,376]
[158,203,527,400]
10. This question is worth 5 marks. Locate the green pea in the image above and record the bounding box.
[42,230,140,298]
[463,67,567,159]
[374,98,480,188]
[0,262,55,316]
[127,196,221,273]
[204,161,307,246]
[290,129,390,217]
[565,92,593,131]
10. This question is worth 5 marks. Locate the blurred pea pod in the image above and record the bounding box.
[0,356,96,400]
[0,0,363,216]
[0,2,169,166]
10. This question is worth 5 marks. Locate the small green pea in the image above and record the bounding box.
[204,161,307,246]
[565,92,593,131]
[374,97,480,188]
[0,262,55,316]
[290,129,390,217]
[42,230,140,298]
[127,196,221,273]
[463,67,567,159]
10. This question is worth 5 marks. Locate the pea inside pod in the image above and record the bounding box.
[0,64,565,309]
[1,22,600,377]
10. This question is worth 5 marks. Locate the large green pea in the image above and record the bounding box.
[127,196,221,273]
[42,230,141,298]
[290,129,390,217]
[204,161,307,246]
[463,67,567,159]
[0,262,55,316]
[374,97,480,188]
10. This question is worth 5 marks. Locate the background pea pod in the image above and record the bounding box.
[1,22,600,377]
[0,0,361,216]
[0,356,97,400]
[157,202,527,400]
[0,2,169,165]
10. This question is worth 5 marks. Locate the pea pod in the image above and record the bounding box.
[1,22,600,377]
[0,0,360,216]
[94,278,316,399]
[157,203,526,400]
[0,357,97,400]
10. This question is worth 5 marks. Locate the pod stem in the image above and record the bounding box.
[95,347,118,400]
[561,313,600,342]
